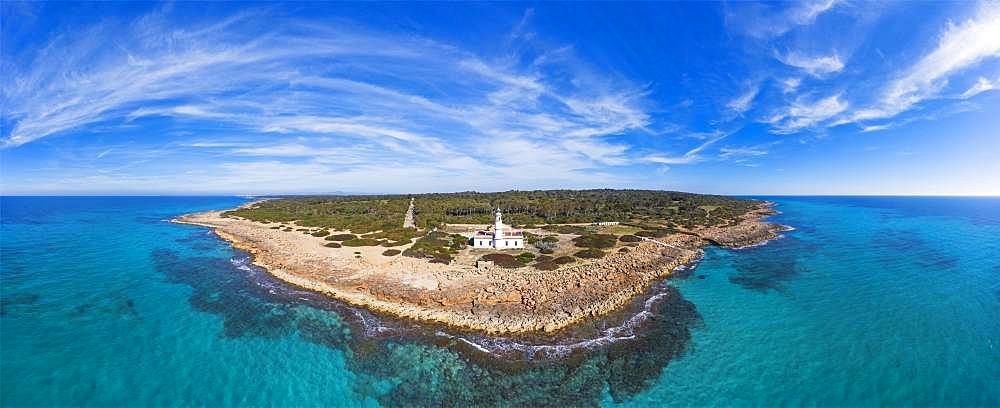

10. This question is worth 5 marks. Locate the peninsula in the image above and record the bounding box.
[173,190,785,334]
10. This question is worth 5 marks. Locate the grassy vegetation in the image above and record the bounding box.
[382,249,401,256]
[574,248,607,259]
[327,233,357,241]
[522,254,578,270]
[342,238,381,247]
[553,256,575,264]
[572,234,618,249]
[402,231,465,264]
[541,225,590,235]
[362,228,419,242]
[515,252,536,263]
[311,230,330,237]
[603,224,642,235]
[619,234,642,242]
[480,253,524,268]
[635,229,673,238]
[532,234,559,253]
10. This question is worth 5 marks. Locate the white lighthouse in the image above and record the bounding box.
[471,208,524,249]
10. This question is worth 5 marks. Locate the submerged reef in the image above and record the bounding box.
[155,240,704,405]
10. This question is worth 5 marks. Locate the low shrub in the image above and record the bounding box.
[574,248,606,259]
[402,231,460,262]
[553,256,575,264]
[534,238,558,252]
[364,227,420,242]
[515,252,536,264]
[380,240,409,247]
[450,235,468,250]
[342,238,382,247]
[324,242,342,248]
[328,233,358,241]
[269,226,281,229]
[533,261,559,271]
[618,247,630,253]
[311,230,330,237]
[535,255,554,263]
[619,234,642,242]
[540,225,589,235]
[429,256,452,264]
[572,234,618,249]
[636,229,671,238]
[382,249,401,256]
[481,253,523,268]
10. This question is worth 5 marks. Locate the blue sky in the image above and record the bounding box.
[2,1,998,195]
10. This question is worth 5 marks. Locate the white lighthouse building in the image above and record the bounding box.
[472,208,524,249]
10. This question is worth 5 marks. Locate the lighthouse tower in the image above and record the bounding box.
[471,207,524,249]
[492,207,505,247]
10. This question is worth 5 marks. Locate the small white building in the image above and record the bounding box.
[472,208,524,249]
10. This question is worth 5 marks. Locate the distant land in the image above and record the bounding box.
[174,189,788,334]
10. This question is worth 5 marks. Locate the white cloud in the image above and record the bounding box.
[960,76,998,98]
[780,77,803,94]
[642,131,729,164]
[727,84,759,114]
[726,0,841,39]
[776,51,845,76]
[719,146,769,159]
[860,123,892,133]
[766,93,848,134]
[1,7,660,193]
[849,3,1000,122]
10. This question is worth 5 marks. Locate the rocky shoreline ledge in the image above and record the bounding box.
[172,202,786,335]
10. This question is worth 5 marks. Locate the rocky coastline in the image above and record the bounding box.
[172,202,785,335]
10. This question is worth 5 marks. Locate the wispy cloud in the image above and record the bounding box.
[776,51,845,77]
[719,145,770,159]
[848,2,1000,123]
[860,123,892,133]
[642,131,729,165]
[960,76,999,98]
[726,0,841,39]
[766,93,848,134]
[780,77,803,94]
[1,7,660,192]
[727,84,760,114]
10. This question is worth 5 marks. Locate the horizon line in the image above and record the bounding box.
[2,193,999,198]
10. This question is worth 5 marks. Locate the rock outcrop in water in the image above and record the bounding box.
[687,204,787,248]
[173,202,783,335]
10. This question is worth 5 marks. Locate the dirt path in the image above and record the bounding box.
[403,197,415,228]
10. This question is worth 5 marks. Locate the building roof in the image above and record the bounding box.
[473,230,523,239]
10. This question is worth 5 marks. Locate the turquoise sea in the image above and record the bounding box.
[1,196,998,406]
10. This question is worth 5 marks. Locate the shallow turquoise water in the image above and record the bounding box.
[2,196,998,406]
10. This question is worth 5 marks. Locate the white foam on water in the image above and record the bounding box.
[227,251,686,361]
[436,285,675,360]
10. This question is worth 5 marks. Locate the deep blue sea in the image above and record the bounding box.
[2,196,998,406]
